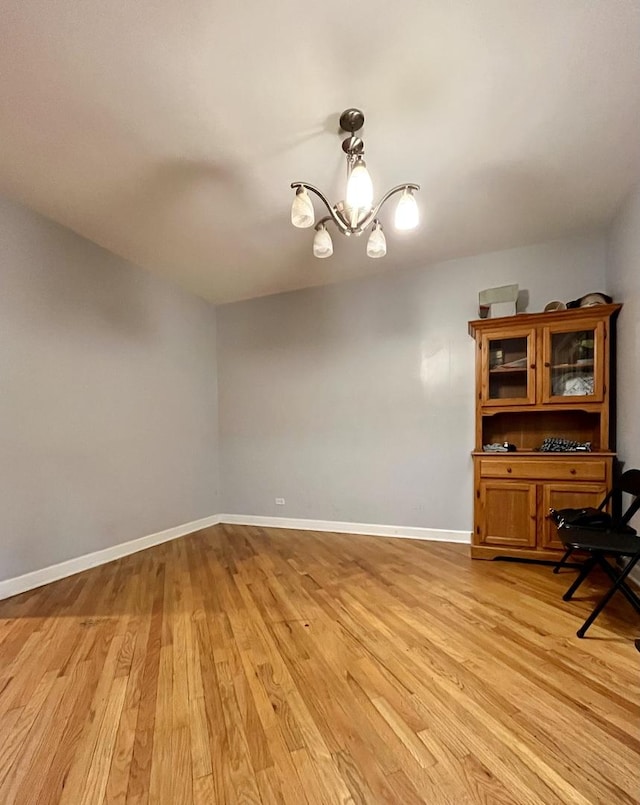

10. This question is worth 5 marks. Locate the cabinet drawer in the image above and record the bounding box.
[479,459,607,481]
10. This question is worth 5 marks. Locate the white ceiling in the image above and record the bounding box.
[0,1,639,303]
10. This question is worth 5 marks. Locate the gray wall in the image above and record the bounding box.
[0,195,219,581]
[607,183,640,472]
[217,233,607,531]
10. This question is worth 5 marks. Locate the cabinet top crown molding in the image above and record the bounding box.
[468,303,622,337]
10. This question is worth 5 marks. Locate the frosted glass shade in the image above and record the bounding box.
[366,222,387,258]
[291,187,315,228]
[394,189,419,230]
[313,226,333,258]
[346,159,373,210]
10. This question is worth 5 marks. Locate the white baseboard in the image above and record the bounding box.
[218,513,471,544]
[0,513,469,602]
[0,514,221,602]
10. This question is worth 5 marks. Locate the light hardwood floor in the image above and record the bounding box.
[0,525,638,804]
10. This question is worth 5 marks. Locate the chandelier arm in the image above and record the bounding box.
[315,215,334,230]
[291,182,349,233]
[356,184,420,231]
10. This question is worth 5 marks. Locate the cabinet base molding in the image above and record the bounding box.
[470,545,565,562]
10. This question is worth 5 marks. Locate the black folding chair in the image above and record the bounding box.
[559,531,640,637]
[551,468,640,573]
[556,469,640,638]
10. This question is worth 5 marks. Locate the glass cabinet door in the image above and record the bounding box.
[480,329,536,405]
[542,322,604,403]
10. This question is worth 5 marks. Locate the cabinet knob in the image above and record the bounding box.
[544,362,550,368]
[570,468,576,475]
[506,467,512,473]
[530,364,535,370]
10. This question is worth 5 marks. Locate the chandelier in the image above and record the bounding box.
[290,108,420,259]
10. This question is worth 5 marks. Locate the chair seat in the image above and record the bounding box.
[560,528,640,555]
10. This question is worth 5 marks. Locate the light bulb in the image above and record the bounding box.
[366,222,387,258]
[346,158,373,210]
[291,187,315,228]
[313,225,333,258]
[394,189,419,230]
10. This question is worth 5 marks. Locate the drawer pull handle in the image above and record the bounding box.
[570,468,576,475]
[506,467,512,473]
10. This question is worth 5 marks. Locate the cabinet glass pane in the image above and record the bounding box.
[550,329,595,397]
[488,336,529,400]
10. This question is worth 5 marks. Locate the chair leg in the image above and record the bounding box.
[563,555,598,601]
[553,547,574,574]
[596,557,640,614]
[577,554,640,638]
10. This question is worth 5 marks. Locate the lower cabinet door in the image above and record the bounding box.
[540,483,608,550]
[479,481,537,547]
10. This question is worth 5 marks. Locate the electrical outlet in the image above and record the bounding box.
[275,498,285,505]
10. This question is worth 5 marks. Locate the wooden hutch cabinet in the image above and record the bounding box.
[468,304,621,560]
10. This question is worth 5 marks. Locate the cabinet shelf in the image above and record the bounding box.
[472,450,615,457]
[489,367,528,374]
[551,361,594,370]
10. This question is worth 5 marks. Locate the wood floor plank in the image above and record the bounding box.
[125,559,164,802]
[148,644,173,804]
[0,524,638,804]
[79,674,128,804]
[0,670,60,795]
[105,562,156,804]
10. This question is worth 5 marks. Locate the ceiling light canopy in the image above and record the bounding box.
[290,108,420,259]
